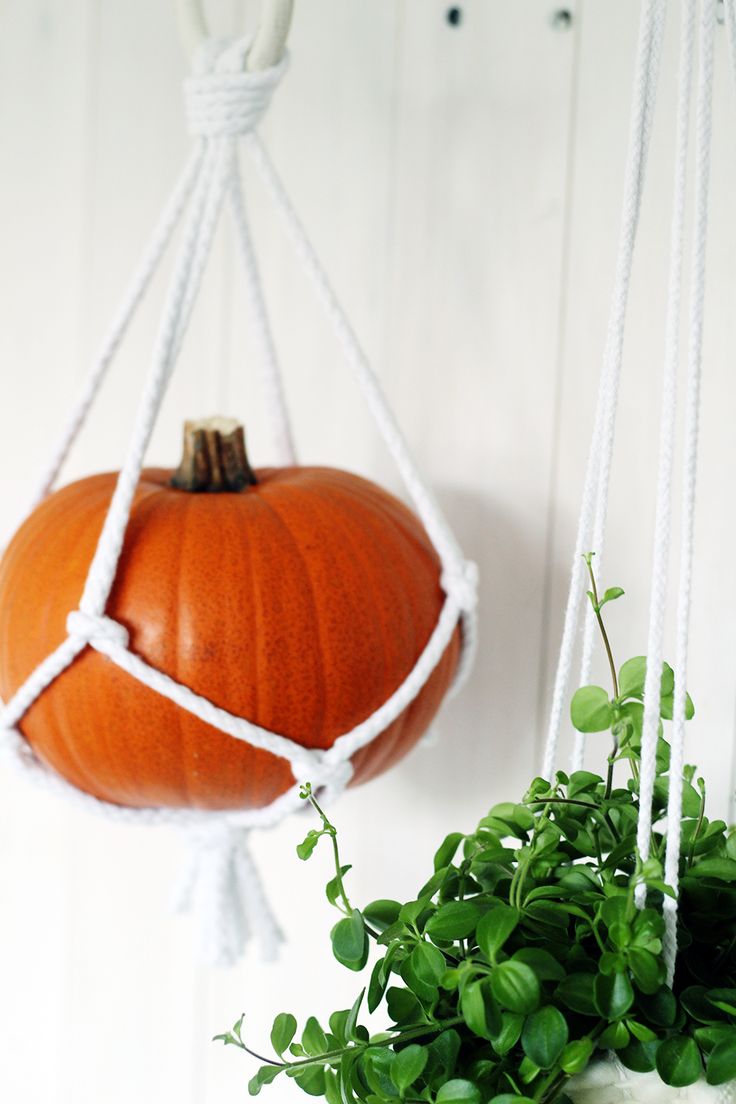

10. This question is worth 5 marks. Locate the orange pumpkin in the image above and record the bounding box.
[0,420,460,811]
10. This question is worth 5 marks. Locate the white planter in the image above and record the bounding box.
[566,1059,736,1104]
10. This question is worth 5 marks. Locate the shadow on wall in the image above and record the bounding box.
[387,482,571,825]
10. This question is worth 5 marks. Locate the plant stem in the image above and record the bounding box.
[305,790,353,913]
[272,1016,466,1076]
[584,554,619,700]
[302,785,381,939]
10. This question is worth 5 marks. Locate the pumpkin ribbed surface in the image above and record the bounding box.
[0,465,460,810]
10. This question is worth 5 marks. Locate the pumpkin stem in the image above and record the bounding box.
[171,417,257,493]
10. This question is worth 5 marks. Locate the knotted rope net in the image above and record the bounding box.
[0,36,477,967]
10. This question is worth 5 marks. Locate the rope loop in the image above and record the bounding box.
[66,610,130,651]
[185,36,289,137]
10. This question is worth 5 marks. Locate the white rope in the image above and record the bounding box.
[577,0,669,697]
[636,0,698,914]
[228,157,297,465]
[544,0,667,778]
[18,147,204,523]
[661,0,716,978]
[244,132,479,687]
[0,35,477,966]
[79,140,232,619]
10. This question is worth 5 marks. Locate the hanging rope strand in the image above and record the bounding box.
[578,0,669,689]
[78,139,232,617]
[243,135,472,587]
[636,0,697,907]
[228,156,297,465]
[661,0,717,976]
[20,146,205,521]
[544,0,667,778]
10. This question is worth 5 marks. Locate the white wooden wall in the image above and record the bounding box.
[1,2,735,1101]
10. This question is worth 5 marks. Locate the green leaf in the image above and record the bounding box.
[490,1012,524,1057]
[270,1013,297,1058]
[707,1037,736,1085]
[490,961,540,1015]
[425,900,481,941]
[619,656,678,703]
[331,911,369,972]
[521,1006,569,1069]
[476,904,520,963]
[391,1044,428,1093]
[659,692,695,721]
[436,1079,481,1104]
[556,973,597,1017]
[618,657,647,699]
[292,1066,327,1097]
[568,771,604,798]
[461,978,500,1040]
[620,1039,659,1073]
[656,1035,703,1087]
[296,829,323,861]
[637,986,677,1027]
[560,1037,594,1075]
[434,833,464,872]
[409,942,446,989]
[570,686,613,733]
[388,1042,428,1095]
[386,987,422,1026]
[600,586,625,608]
[325,865,351,908]
[599,1021,630,1049]
[707,990,736,1016]
[594,970,634,1019]
[328,1009,349,1047]
[629,948,664,995]
[512,948,565,982]
[690,859,736,883]
[301,1016,328,1057]
[248,1065,282,1096]
[363,900,402,933]
[427,1029,461,1084]
[345,989,365,1042]
[368,957,388,1013]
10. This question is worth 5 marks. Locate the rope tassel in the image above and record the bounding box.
[173,825,284,967]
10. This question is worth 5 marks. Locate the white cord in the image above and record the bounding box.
[228,157,297,465]
[636,0,698,915]
[544,0,668,778]
[661,0,716,978]
[19,147,204,523]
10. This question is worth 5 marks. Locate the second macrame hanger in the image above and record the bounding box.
[543,0,734,989]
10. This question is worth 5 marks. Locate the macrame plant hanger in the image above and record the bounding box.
[545,1,735,1097]
[0,0,478,967]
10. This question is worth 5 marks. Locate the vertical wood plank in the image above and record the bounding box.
[0,3,94,1101]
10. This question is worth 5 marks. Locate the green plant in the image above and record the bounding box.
[217,557,736,1103]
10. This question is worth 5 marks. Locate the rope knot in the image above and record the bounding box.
[184,37,288,138]
[66,611,130,651]
[290,749,355,801]
[441,559,479,614]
